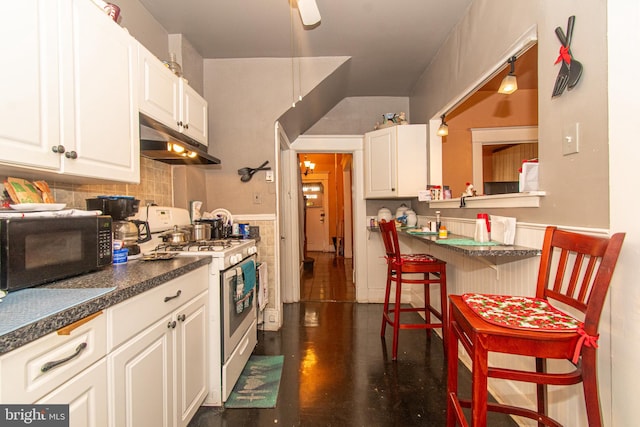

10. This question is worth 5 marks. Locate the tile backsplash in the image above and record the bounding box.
[2,158,173,209]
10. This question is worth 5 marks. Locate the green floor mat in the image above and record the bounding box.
[225,355,284,408]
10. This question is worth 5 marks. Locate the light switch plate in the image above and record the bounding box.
[562,122,579,155]
[266,170,274,182]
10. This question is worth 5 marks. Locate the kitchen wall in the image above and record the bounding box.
[305,97,410,135]
[202,56,347,214]
[6,157,174,209]
[411,0,609,229]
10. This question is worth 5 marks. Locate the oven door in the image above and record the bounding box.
[221,255,257,363]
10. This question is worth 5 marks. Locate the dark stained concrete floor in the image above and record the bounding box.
[188,301,518,426]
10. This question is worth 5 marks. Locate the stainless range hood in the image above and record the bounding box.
[139,114,221,165]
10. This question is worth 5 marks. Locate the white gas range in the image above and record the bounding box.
[135,206,258,406]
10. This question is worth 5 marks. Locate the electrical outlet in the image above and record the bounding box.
[266,170,274,182]
[253,192,262,204]
[562,123,579,155]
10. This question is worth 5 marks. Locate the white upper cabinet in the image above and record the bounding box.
[0,0,140,183]
[0,1,64,171]
[180,81,209,145]
[61,0,140,181]
[364,124,427,198]
[139,45,209,146]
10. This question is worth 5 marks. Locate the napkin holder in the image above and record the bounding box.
[490,215,516,245]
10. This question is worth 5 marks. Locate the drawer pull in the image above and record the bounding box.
[41,342,87,373]
[167,321,177,329]
[177,314,186,322]
[164,290,182,303]
[57,311,103,336]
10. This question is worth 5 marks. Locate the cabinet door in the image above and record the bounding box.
[108,315,174,427]
[180,82,208,146]
[60,0,140,182]
[395,125,427,197]
[139,45,181,130]
[0,0,61,171]
[38,359,108,427]
[364,127,397,198]
[175,291,208,427]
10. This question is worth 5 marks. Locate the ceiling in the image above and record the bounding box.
[137,0,474,97]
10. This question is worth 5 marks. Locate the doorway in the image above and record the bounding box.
[298,153,355,302]
[279,134,366,305]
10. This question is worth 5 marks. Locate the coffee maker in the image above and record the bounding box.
[86,196,151,255]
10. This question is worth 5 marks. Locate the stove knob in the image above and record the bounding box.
[248,246,257,255]
[230,254,239,264]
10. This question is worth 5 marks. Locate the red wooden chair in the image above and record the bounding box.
[378,219,447,360]
[447,226,625,427]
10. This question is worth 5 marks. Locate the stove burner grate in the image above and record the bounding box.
[153,239,240,253]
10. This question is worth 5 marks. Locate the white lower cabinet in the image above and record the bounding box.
[0,266,208,427]
[107,266,209,427]
[0,311,108,426]
[109,313,175,427]
[37,359,109,427]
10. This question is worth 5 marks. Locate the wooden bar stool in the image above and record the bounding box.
[379,219,447,360]
[447,226,625,427]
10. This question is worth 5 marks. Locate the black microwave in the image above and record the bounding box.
[0,216,113,292]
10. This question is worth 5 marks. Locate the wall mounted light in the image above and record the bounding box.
[436,115,449,137]
[303,158,316,175]
[498,56,518,94]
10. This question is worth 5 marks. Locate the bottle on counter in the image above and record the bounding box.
[435,211,441,232]
[438,225,448,239]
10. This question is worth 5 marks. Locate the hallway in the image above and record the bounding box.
[188,255,517,426]
[300,251,355,302]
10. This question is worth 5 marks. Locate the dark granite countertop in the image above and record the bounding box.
[399,230,541,257]
[368,226,541,257]
[0,256,211,355]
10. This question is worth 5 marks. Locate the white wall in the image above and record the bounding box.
[411,0,610,228]
[607,2,640,426]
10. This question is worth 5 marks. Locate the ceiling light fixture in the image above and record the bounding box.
[498,56,518,94]
[296,0,321,26]
[436,115,448,137]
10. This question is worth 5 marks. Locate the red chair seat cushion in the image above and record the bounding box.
[462,293,583,331]
[399,254,438,263]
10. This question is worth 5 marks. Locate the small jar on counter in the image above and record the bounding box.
[438,225,448,239]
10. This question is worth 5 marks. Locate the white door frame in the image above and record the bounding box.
[281,134,368,303]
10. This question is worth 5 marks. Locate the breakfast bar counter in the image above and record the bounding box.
[398,229,541,257]
[367,226,541,264]
[0,256,211,354]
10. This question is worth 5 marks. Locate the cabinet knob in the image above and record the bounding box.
[65,151,78,159]
[184,123,189,129]
[177,314,186,322]
[51,145,65,154]
[391,188,396,192]
[177,120,183,127]
[167,320,177,329]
